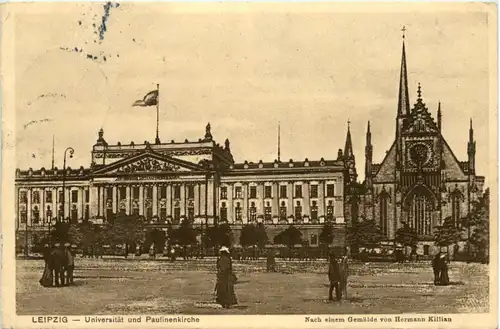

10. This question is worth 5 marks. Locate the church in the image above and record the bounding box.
[353,39,486,256]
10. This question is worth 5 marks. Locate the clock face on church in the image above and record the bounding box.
[406,141,434,168]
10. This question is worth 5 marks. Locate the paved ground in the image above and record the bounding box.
[16,258,489,315]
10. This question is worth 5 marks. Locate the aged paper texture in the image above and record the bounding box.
[1,2,498,328]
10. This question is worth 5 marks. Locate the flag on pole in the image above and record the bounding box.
[133,89,158,107]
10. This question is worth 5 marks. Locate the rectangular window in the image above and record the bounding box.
[45,191,52,203]
[106,187,113,198]
[310,185,318,198]
[145,187,153,199]
[295,185,302,198]
[280,185,287,198]
[20,211,27,223]
[326,205,334,221]
[85,190,90,203]
[58,190,64,203]
[221,187,228,199]
[295,205,302,220]
[119,187,126,200]
[33,191,40,204]
[249,206,257,221]
[187,207,194,221]
[174,207,181,223]
[264,186,272,198]
[174,186,181,199]
[264,207,272,221]
[160,208,167,221]
[20,191,27,203]
[187,185,195,199]
[311,206,318,221]
[250,186,257,199]
[71,190,78,203]
[235,186,242,199]
[133,187,139,199]
[279,206,287,220]
[326,184,335,197]
[220,205,228,222]
[33,207,40,224]
[235,205,242,221]
[160,186,167,199]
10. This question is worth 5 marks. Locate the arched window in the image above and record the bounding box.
[379,192,389,236]
[220,202,227,222]
[279,201,287,220]
[235,202,242,221]
[406,187,435,236]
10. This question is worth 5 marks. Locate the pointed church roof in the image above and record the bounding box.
[398,41,411,117]
[344,121,354,158]
[406,83,438,133]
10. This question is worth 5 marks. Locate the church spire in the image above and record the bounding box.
[437,102,442,132]
[397,29,410,117]
[344,120,354,158]
[468,118,476,175]
[365,121,373,188]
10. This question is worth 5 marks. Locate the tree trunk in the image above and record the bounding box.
[125,243,128,258]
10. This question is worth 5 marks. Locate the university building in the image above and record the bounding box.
[355,40,486,255]
[15,123,352,249]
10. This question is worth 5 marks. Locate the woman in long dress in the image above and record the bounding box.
[439,253,450,286]
[216,246,238,309]
[39,244,53,287]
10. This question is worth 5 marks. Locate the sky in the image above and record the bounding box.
[12,2,495,183]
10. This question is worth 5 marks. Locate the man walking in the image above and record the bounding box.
[328,252,342,301]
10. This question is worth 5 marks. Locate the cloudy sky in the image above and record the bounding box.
[12,2,495,182]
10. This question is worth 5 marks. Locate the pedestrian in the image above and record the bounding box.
[328,252,342,301]
[39,244,53,287]
[432,252,441,285]
[215,246,237,309]
[51,243,66,287]
[64,244,76,285]
[438,253,450,286]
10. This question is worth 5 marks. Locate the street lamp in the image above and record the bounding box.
[61,147,74,222]
[46,208,52,244]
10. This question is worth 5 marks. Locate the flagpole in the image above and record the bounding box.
[155,83,160,144]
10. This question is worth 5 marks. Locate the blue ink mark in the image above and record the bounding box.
[99,2,120,41]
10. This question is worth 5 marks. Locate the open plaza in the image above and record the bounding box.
[17,258,489,315]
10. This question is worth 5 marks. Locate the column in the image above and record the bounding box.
[242,183,248,223]
[139,185,144,216]
[152,185,158,217]
[126,186,131,215]
[318,181,325,217]
[40,189,45,224]
[180,184,186,216]
[112,186,117,214]
[78,187,84,219]
[166,184,172,217]
[27,188,32,226]
[90,186,98,218]
[258,183,265,215]
[52,187,57,219]
[64,187,70,219]
[272,182,279,217]
[303,181,310,216]
[103,186,108,219]
[207,179,214,218]
[287,182,293,217]
[194,183,200,215]
[99,186,105,217]
[226,183,233,223]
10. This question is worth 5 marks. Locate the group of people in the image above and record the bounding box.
[39,242,76,288]
[432,252,450,286]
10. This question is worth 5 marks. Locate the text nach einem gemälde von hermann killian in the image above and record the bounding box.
[305,315,453,323]
[32,316,201,324]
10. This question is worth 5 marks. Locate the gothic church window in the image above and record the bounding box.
[379,193,389,236]
[451,191,462,227]
[408,190,433,236]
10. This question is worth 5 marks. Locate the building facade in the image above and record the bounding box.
[357,40,486,255]
[15,123,353,249]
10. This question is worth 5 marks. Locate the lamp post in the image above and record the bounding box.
[61,147,74,222]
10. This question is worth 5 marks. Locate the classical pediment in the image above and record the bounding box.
[93,150,203,175]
